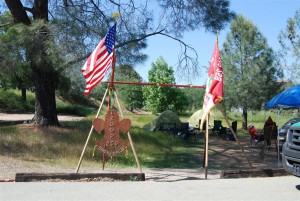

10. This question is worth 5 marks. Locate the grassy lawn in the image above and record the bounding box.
[0,114,282,170]
[0,121,204,169]
[0,89,299,170]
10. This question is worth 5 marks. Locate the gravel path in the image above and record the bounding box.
[0,113,84,122]
[0,155,221,181]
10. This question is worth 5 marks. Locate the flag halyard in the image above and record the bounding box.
[81,24,116,95]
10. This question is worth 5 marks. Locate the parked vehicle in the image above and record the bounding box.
[279,118,300,139]
[282,122,300,177]
[275,118,300,150]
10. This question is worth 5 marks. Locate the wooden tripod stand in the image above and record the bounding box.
[75,86,142,173]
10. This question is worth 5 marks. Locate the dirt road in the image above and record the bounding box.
[0,113,84,122]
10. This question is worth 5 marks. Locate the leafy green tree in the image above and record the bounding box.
[114,64,144,111]
[278,9,300,84]
[143,57,188,114]
[221,15,283,129]
[183,88,205,112]
[0,12,33,101]
[173,88,189,114]
[2,0,234,125]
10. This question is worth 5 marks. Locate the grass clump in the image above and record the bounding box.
[0,89,35,112]
[56,102,96,117]
[0,117,203,169]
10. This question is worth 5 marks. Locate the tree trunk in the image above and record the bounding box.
[29,24,60,126]
[31,64,59,126]
[242,107,248,130]
[21,88,26,102]
[5,0,59,126]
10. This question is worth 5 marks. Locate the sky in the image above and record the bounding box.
[135,0,300,86]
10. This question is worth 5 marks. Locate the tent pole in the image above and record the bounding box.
[264,108,266,124]
[277,108,282,166]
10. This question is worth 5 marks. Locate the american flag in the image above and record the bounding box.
[81,24,116,95]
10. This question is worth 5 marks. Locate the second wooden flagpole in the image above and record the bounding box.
[204,114,209,179]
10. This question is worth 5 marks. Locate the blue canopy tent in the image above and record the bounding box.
[265,85,300,109]
[264,85,300,164]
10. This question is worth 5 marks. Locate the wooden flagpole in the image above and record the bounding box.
[76,87,109,173]
[114,90,142,173]
[202,134,206,168]
[106,12,141,173]
[217,103,253,169]
[204,114,209,179]
[76,13,121,173]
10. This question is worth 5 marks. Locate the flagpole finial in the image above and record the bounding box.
[112,13,121,22]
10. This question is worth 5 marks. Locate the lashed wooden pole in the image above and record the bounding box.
[76,88,109,173]
[114,90,142,173]
[217,103,253,169]
[104,81,205,88]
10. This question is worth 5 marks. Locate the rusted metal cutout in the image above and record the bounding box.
[93,109,131,161]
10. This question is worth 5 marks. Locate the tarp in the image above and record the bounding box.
[264,85,300,109]
[142,110,181,132]
[188,109,214,128]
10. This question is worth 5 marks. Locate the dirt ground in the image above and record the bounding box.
[0,137,283,182]
[0,113,283,182]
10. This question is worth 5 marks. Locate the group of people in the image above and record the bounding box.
[248,116,277,145]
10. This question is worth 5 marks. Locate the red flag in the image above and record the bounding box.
[200,39,223,129]
[81,24,116,95]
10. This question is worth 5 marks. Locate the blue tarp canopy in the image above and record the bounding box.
[264,85,300,109]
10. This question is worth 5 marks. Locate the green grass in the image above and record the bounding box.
[1,89,300,170]
[56,102,96,116]
[1,109,299,170]
[0,89,35,112]
[0,121,202,169]
[125,113,157,128]
[0,89,97,116]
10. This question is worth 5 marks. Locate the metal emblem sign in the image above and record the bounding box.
[93,109,130,158]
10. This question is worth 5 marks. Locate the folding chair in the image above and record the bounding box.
[179,122,190,141]
[212,120,227,139]
[226,121,237,141]
[249,131,263,148]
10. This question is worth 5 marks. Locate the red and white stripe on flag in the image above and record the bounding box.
[200,39,223,130]
[81,24,116,95]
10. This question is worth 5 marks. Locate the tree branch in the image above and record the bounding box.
[61,29,165,68]
[117,29,165,47]
[5,0,31,25]
[23,6,33,13]
[0,22,14,28]
[62,28,199,82]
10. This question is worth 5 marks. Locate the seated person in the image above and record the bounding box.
[249,124,264,142]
